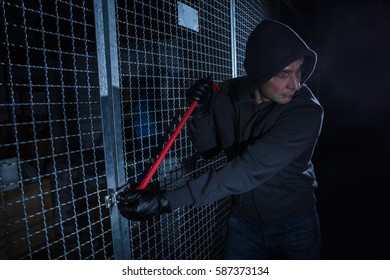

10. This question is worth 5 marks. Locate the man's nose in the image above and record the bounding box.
[288,74,301,90]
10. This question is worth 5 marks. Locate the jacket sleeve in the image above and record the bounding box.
[186,93,323,208]
[188,93,222,159]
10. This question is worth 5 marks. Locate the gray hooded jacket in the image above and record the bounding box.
[166,19,323,226]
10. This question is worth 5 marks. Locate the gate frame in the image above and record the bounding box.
[93,0,131,260]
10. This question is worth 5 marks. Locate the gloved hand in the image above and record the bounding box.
[116,188,172,221]
[186,76,213,119]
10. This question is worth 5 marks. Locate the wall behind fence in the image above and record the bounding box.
[0,0,277,260]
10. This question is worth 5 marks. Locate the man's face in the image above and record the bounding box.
[259,58,304,104]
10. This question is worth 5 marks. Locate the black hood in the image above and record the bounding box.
[240,19,317,96]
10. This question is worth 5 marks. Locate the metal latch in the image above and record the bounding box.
[104,183,130,209]
[104,189,116,209]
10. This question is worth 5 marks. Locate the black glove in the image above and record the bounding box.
[186,76,213,119]
[116,188,172,221]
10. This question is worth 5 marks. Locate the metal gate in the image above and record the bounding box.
[0,0,277,260]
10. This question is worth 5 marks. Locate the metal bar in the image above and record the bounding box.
[93,0,130,260]
[230,0,237,78]
[137,100,198,190]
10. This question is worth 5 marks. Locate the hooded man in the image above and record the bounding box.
[117,19,324,260]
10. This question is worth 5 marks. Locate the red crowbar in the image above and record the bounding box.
[136,81,220,190]
[136,100,198,190]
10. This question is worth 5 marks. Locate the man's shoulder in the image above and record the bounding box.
[294,85,320,103]
[220,76,243,90]
[287,85,323,116]
[219,76,247,99]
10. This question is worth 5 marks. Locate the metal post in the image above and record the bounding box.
[230,0,237,78]
[93,0,131,260]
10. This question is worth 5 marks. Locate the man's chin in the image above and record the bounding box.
[278,97,293,104]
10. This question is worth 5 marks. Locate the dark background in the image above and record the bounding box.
[280,0,390,259]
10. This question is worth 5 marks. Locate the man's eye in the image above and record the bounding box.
[276,72,288,78]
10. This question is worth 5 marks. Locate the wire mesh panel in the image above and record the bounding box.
[0,0,113,259]
[115,0,232,260]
